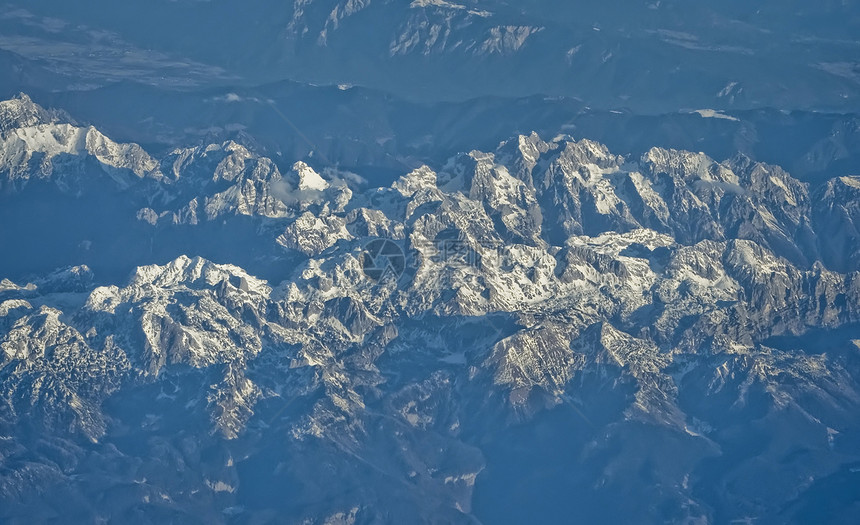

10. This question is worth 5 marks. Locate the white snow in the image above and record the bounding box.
[206,480,236,493]
[840,176,860,189]
[393,165,437,196]
[409,0,491,16]
[718,82,739,98]
[293,161,329,191]
[8,123,87,156]
[0,299,32,317]
[692,109,739,122]
[0,121,161,187]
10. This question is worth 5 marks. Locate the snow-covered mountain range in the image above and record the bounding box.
[2,94,860,522]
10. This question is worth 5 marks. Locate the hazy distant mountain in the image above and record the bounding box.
[1,1,859,112]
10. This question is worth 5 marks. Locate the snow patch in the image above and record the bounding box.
[691,109,739,122]
[409,0,492,16]
[206,480,236,493]
[839,176,860,189]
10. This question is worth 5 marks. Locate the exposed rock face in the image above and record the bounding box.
[2,97,860,523]
[813,175,860,272]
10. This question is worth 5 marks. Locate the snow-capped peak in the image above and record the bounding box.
[293,161,329,191]
[0,95,162,190]
[0,93,67,134]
